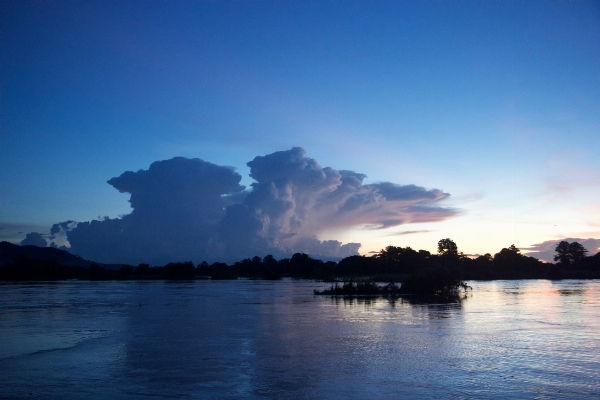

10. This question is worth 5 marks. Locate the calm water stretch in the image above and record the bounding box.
[1,279,599,399]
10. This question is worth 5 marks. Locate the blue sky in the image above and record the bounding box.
[1,1,599,262]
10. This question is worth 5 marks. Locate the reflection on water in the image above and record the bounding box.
[1,279,599,398]
[558,289,585,296]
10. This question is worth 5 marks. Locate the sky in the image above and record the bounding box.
[1,1,599,264]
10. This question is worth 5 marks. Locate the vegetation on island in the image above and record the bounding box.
[314,281,402,297]
[314,239,472,300]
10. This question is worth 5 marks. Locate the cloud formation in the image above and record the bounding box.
[49,221,76,248]
[239,148,455,247]
[383,230,435,236]
[524,238,600,263]
[67,157,246,265]
[0,223,47,242]
[20,232,47,247]
[39,148,456,265]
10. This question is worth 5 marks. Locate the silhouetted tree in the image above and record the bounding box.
[582,251,600,271]
[464,253,493,279]
[118,265,134,279]
[337,255,383,276]
[289,253,323,276]
[554,241,588,267]
[554,241,571,265]
[197,261,210,276]
[209,262,235,279]
[164,261,195,279]
[251,256,262,264]
[494,245,522,266]
[134,263,152,278]
[477,253,493,262]
[376,245,427,274]
[568,242,587,264]
[400,265,470,300]
[263,255,277,266]
[259,254,282,279]
[88,263,107,280]
[437,238,458,257]
[436,238,463,270]
[493,244,546,279]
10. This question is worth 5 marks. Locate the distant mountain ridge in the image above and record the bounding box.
[0,241,118,269]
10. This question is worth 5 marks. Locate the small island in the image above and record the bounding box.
[314,264,471,301]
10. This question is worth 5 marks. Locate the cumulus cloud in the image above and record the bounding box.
[20,232,47,247]
[60,148,456,265]
[48,220,76,248]
[239,148,455,246]
[67,157,245,265]
[524,238,600,262]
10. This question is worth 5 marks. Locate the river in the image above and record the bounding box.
[1,279,599,399]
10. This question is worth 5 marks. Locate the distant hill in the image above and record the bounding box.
[0,241,118,269]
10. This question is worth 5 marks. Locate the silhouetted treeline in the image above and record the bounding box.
[202,253,337,280]
[1,239,600,281]
[462,243,600,280]
[0,256,203,281]
[361,242,600,280]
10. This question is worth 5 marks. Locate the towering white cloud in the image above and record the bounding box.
[55,148,457,264]
[238,147,455,250]
[67,157,246,264]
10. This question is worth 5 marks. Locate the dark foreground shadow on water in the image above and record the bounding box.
[323,293,469,307]
[323,294,467,320]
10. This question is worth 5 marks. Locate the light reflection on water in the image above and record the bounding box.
[0,279,599,399]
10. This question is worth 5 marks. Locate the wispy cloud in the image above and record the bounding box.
[382,230,435,236]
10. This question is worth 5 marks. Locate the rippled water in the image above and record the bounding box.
[1,279,599,399]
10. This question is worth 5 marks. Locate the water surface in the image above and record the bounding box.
[1,279,599,398]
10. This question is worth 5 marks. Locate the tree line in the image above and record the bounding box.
[1,239,599,281]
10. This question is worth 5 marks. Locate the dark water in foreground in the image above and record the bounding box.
[1,279,599,399]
